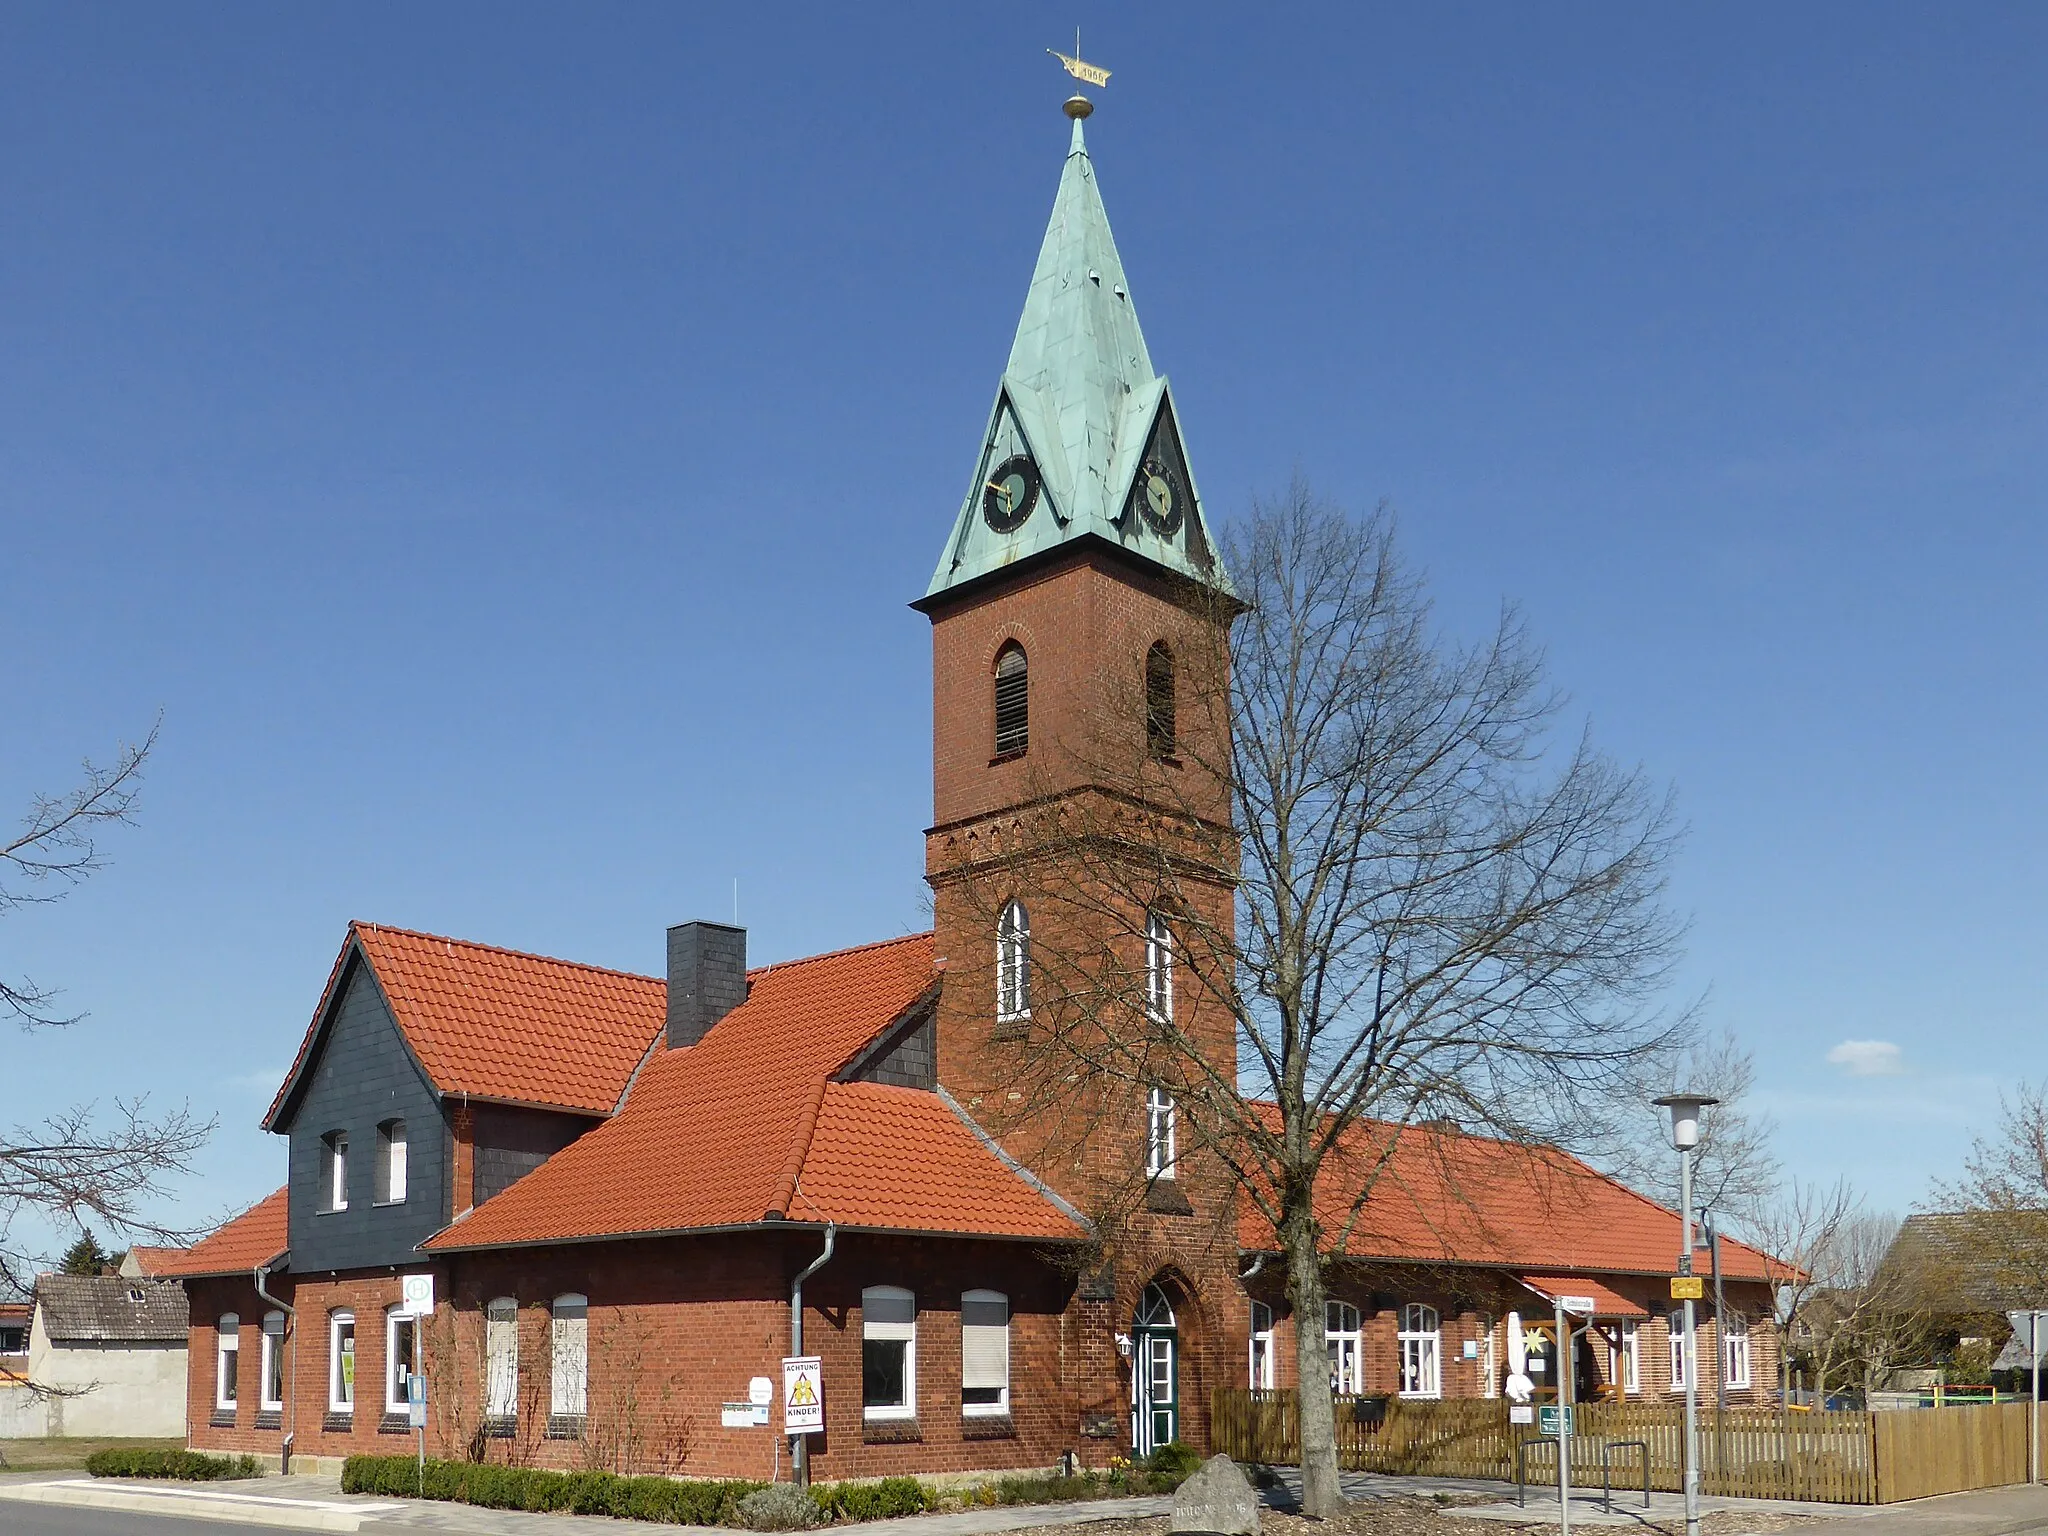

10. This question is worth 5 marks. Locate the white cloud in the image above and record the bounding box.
[1826,1039,1906,1077]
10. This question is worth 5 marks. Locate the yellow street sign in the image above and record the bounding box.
[1670,1276,1704,1300]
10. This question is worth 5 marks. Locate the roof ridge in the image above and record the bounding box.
[744,929,934,979]
[350,920,665,987]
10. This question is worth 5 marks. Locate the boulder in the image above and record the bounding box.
[1170,1454,1261,1536]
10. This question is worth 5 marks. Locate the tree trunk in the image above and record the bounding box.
[1285,1207,1343,1517]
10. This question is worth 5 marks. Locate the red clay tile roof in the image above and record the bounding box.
[151,1187,290,1278]
[1519,1273,1650,1319]
[426,934,1080,1251]
[1237,1115,1775,1282]
[266,923,666,1126]
[122,1246,190,1276]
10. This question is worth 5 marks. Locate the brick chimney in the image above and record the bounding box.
[666,921,747,1049]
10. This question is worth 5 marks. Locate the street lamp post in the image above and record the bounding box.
[1656,1093,1720,1536]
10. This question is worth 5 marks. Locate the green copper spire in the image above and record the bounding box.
[924,116,1228,602]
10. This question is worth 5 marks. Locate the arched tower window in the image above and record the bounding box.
[993,644,1029,758]
[1145,641,1176,759]
[997,901,1031,1021]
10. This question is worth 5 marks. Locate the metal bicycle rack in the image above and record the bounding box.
[1600,1438,1652,1512]
[1514,1436,1560,1508]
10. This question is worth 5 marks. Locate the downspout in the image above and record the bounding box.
[789,1223,835,1488]
[254,1259,295,1474]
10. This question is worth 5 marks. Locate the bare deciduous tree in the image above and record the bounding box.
[957,485,1690,1515]
[1,720,211,1294]
[1592,1029,1781,1227]
[1932,1081,2048,1305]
[1747,1177,1860,1404]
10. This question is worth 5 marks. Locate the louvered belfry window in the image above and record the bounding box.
[1145,641,1176,759]
[994,644,1029,757]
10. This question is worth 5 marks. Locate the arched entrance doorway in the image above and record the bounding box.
[1131,1283,1178,1453]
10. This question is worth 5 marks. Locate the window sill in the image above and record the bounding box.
[322,1411,354,1434]
[961,1412,1016,1440]
[315,1206,348,1216]
[862,1416,922,1445]
[988,750,1027,767]
[210,1409,237,1428]
[256,1410,282,1429]
[372,1198,408,1209]
[546,1414,588,1441]
[993,1015,1029,1042]
[379,1413,412,1435]
[1145,1181,1193,1216]
[483,1415,517,1439]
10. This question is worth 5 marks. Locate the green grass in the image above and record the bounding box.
[0,1436,187,1473]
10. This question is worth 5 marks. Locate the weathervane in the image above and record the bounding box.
[1048,29,1109,120]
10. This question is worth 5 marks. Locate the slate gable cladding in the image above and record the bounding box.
[281,953,450,1273]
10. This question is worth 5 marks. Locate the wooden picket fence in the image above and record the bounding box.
[1210,1391,2043,1504]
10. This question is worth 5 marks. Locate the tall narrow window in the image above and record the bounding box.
[376,1120,407,1204]
[960,1290,1009,1415]
[993,644,1028,758]
[1398,1303,1442,1398]
[551,1294,589,1421]
[322,1131,349,1211]
[862,1287,916,1421]
[260,1311,286,1413]
[1481,1314,1498,1398]
[1723,1317,1751,1389]
[485,1297,518,1425]
[996,901,1031,1021]
[1145,910,1174,1023]
[328,1310,356,1414]
[1145,641,1176,759]
[215,1314,240,1412]
[1326,1301,1363,1395]
[1145,1086,1177,1179]
[1620,1321,1640,1395]
[1249,1301,1275,1390]
[385,1307,418,1417]
[1669,1326,1692,1391]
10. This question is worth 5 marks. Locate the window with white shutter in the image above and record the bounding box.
[961,1290,1009,1415]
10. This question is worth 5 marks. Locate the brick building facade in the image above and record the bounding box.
[157,104,1782,1479]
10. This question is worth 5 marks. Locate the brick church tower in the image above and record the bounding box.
[913,100,1243,1453]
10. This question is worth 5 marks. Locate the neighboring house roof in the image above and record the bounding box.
[427,933,1085,1251]
[1884,1211,2048,1312]
[150,1187,289,1279]
[1237,1113,1777,1282]
[266,922,667,1127]
[120,1246,189,1277]
[34,1275,188,1343]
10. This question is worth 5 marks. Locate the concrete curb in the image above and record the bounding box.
[0,1476,405,1531]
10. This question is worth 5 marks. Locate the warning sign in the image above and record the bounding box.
[782,1355,823,1435]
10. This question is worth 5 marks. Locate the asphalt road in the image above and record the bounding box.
[0,1504,303,1535]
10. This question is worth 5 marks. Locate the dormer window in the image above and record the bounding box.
[994,644,1028,758]
[321,1132,348,1212]
[376,1119,407,1205]
[1145,641,1176,759]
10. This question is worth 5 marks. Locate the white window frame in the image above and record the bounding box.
[385,1307,418,1417]
[485,1297,518,1421]
[328,1310,356,1414]
[960,1289,1009,1416]
[377,1119,407,1205]
[862,1286,917,1421]
[551,1294,588,1419]
[1669,1324,1693,1391]
[1145,1086,1177,1179]
[1145,910,1174,1023]
[324,1131,349,1211]
[1399,1303,1442,1399]
[215,1313,240,1412]
[997,902,1031,1021]
[260,1311,286,1412]
[1249,1301,1275,1390]
[1619,1321,1640,1395]
[1724,1317,1751,1389]
[1326,1300,1363,1395]
[1481,1313,1498,1398]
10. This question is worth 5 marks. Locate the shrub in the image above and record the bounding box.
[87,1449,262,1481]
[1144,1441,1202,1487]
[737,1482,826,1530]
[812,1476,931,1521]
[339,1455,761,1523]
[991,1472,1104,1506]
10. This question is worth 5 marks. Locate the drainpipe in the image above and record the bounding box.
[789,1224,835,1488]
[254,1260,295,1475]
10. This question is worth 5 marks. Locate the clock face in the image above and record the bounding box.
[1138,458,1184,536]
[983,455,1040,533]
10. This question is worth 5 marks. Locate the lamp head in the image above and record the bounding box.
[1654,1092,1720,1151]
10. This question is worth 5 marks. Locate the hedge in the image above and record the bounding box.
[87,1449,264,1481]
[341,1456,763,1523]
[810,1476,933,1520]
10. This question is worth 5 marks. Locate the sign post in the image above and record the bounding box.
[398,1273,435,1495]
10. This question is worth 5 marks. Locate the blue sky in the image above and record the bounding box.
[3,4,2042,1255]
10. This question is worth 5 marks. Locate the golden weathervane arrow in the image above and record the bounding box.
[1048,30,1110,88]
